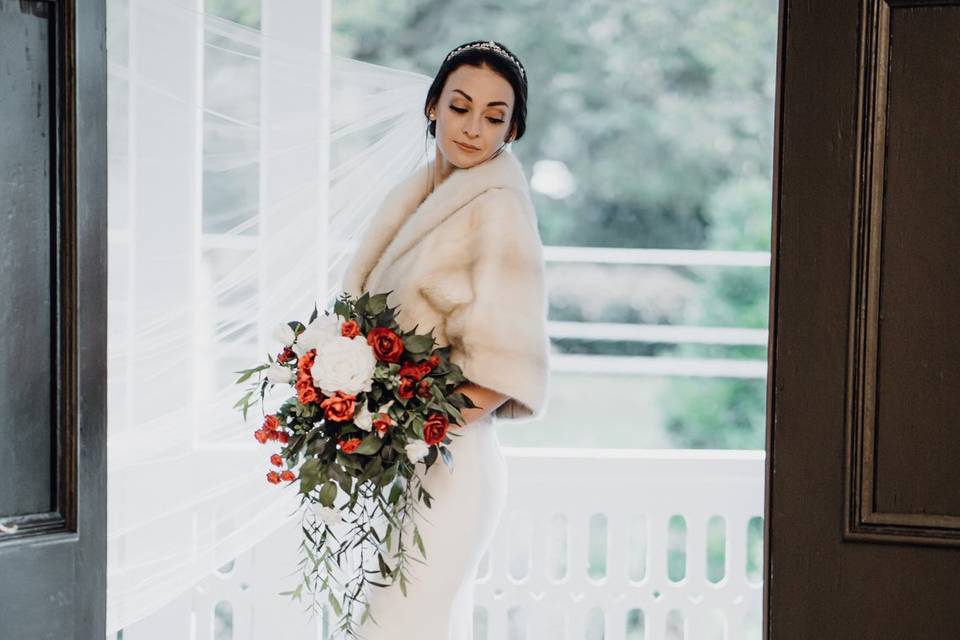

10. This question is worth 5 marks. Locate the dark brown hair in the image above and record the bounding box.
[424,40,528,143]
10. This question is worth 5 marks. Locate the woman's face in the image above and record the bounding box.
[432,64,516,168]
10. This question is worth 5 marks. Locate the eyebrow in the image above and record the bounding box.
[452,89,510,108]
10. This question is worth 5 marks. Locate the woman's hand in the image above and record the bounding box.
[454,382,508,426]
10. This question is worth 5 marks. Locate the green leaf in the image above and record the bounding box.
[367,292,389,315]
[413,526,426,558]
[403,334,434,354]
[232,389,254,410]
[353,432,383,455]
[327,590,342,616]
[234,364,269,385]
[377,552,392,579]
[439,446,454,472]
[297,457,321,495]
[379,461,399,487]
[318,480,338,508]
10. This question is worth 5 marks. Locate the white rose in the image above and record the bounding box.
[310,336,376,396]
[265,363,292,385]
[272,322,296,347]
[405,439,430,464]
[354,403,373,432]
[314,504,342,526]
[292,313,342,356]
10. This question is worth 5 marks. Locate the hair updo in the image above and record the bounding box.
[424,40,528,143]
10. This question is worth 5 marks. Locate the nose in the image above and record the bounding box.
[463,115,482,139]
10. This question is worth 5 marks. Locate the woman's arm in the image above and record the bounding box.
[454,382,509,425]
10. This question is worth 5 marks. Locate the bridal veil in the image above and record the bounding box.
[105,0,432,631]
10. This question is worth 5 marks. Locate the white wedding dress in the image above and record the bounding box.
[354,413,508,640]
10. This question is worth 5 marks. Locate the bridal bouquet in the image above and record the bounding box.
[233,291,478,637]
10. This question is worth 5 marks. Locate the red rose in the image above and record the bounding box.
[277,431,290,444]
[320,391,356,422]
[267,430,279,442]
[417,379,432,398]
[339,437,362,454]
[254,429,269,444]
[399,360,433,381]
[270,453,283,467]
[367,327,404,363]
[428,354,440,367]
[397,377,416,399]
[277,347,296,364]
[372,412,394,436]
[280,470,295,482]
[399,361,423,380]
[423,413,449,446]
[266,471,281,485]
[341,320,361,338]
[263,415,280,431]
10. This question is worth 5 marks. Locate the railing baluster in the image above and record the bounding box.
[120,449,764,639]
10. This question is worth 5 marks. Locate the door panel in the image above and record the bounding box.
[0,1,107,638]
[0,0,56,520]
[766,0,960,637]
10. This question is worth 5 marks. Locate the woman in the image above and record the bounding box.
[341,40,550,639]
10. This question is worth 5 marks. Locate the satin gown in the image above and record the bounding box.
[352,412,508,640]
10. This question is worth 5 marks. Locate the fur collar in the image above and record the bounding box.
[343,147,529,296]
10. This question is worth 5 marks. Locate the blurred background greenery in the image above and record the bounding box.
[328,0,779,451]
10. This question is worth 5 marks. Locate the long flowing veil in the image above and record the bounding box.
[105,0,433,631]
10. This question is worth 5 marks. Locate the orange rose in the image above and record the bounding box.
[320,391,356,422]
[253,428,269,444]
[423,413,449,446]
[296,384,319,405]
[367,327,404,363]
[266,471,281,484]
[280,470,296,482]
[296,349,321,404]
[263,415,280,431]
[372,412,394,436]
[339,437,362,454]
[341,320,362,338]
[270,453,283,467]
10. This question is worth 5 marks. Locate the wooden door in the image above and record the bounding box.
[766,0,960,636]
[0,1,107,637]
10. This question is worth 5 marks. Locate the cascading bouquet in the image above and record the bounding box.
[233,290,478,637]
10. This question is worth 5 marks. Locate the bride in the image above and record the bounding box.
[341,39,551,639]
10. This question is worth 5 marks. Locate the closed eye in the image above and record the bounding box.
[449,105,505,124]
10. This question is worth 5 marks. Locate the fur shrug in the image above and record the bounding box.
[341,148,550,423]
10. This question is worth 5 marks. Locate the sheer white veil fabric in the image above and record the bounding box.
[106,0,432,631]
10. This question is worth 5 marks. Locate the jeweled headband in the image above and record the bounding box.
[444,40,526,79]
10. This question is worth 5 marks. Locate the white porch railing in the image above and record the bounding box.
[116,448,764,640]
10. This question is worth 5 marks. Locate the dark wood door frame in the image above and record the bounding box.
[765,0,960,637]
[0,0,107,636]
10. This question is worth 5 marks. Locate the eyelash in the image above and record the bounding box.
[449,105,505,124]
